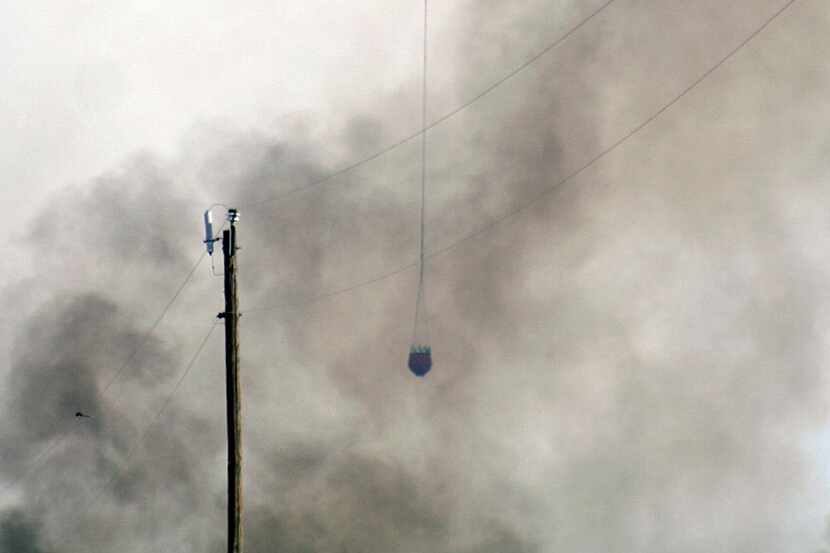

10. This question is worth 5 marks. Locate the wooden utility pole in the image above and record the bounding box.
[221,211,242,553]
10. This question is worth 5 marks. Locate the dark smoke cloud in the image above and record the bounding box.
[0,510,51,553]
[3,0,830,552]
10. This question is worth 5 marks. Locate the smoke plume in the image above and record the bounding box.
[2,0,830,552]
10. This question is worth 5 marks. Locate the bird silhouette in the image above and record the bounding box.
[75,411,91,418]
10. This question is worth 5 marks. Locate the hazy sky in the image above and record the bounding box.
[3,1,830,552]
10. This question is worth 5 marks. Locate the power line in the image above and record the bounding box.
[237,0,618,210]
[101,251,207,394]
[241,0,799,318]
[152,322,218,422]
[50,322,219,539]
[0,434,69,497]
[243,250,417,316]
[428,0,800,260]
[0,252,207,497]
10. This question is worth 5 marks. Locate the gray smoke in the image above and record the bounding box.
[0,510,51,553]
[3,0,830,552]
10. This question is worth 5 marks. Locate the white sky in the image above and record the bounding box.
[0,0,433,236]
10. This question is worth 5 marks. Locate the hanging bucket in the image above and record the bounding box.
[408,344,432,377]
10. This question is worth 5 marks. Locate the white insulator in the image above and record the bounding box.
[203,209,215,255]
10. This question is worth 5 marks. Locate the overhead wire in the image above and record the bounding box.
[240,0,800,318]
[0,251,207,497]
[0,434,69,497]
[243,260,416,315]
[102,251,207,394]
[428,0,800,260]
[50,321,219,538]
[236,0,619,210]
[10,213,226,536]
